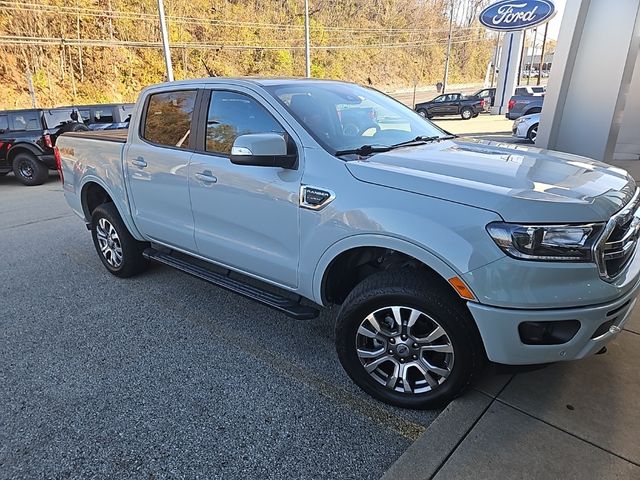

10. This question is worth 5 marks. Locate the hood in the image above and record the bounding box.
[346,139,636,223]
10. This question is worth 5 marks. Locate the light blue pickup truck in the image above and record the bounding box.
[56,78,640,409]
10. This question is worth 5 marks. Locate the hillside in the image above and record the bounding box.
[0,0,495,109]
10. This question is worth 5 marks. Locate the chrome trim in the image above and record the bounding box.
[594,188,640,282]
[299,185,336,211]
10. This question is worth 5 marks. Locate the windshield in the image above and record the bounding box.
[265,82,448,155]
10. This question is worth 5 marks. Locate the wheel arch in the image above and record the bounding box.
[79,177,144,240]
[7,143,43,164]
[313,235,469,307]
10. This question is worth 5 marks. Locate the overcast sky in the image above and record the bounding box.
[546,0,566,40]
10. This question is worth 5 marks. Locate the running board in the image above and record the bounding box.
[143,248,319,320]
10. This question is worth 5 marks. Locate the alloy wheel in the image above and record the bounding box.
[355,306,454,394]
[95,218,123,268]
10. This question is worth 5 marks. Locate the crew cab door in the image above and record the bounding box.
[125,87,203,252]
[443,94,460,114]
[188,87,301,288]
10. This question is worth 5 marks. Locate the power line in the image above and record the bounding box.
[0,1,482,34]
[0,34,483,51]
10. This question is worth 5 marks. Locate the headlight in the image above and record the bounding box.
[486,222,604,261]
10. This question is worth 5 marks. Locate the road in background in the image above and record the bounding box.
[0,176,440,479]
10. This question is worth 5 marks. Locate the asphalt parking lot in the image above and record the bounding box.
[0,174,441,479]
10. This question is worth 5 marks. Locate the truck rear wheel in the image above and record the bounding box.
[91,203,149,278]
[12,152,48,186]
[335,270,484,409]
[461,108,473,120]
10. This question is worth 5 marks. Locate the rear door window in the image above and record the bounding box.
[142,90,197,149]
[0,115,8,133]
[10,111,41,131]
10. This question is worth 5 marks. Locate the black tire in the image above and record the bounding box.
[91,203,149,278]
[527,123,539,143]
[525,107,542,115]
[472,113,479,118]
[12,152,48,186]
[460,108,473,120]
[335,270,484,409]
[417,109,428,118]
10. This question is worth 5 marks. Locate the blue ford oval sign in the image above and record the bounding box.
[479,0,556,31]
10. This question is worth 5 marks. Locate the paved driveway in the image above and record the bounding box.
[0,175,439,480]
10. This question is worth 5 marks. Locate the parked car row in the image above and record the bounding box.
[0,103,133,185]
[413,85,545,119]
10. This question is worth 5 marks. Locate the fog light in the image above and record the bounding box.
[518,320,581,345]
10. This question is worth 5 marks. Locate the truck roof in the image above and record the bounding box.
[146,77,359,89]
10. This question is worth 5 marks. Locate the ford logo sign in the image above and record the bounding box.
[479,0,556,31]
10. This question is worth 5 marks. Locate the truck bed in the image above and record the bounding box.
[61,129,128,143]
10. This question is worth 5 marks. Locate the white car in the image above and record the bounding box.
[512,112,540,142]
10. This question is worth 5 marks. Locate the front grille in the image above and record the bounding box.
[596,189,640,280]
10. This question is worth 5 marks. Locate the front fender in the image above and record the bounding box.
[309,234,465,306]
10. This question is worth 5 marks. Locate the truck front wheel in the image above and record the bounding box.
[91,203,149,278]
[335,270,484,409]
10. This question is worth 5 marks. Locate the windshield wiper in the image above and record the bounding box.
[335,135,458,157]
[389,135,457,149]
[334,144,392,156]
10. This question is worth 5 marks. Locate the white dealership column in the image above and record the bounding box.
[615,47,640,161]
[536,0,640,162]
[491,31,524,115]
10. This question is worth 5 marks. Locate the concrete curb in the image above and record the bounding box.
[379,390,492,480]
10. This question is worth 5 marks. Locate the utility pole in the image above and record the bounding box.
[442,0,455,94]
[304,0,311,77]
[157,0,174,82]
[490,33,500,88]
[537,22,549,86]
[518,29,527,84]
[527,27,538,85]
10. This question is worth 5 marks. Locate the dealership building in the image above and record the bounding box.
[488,0,640,166]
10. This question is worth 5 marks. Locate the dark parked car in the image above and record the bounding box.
[62,103,134,130]
[414,93,484,120]
[471,87,496,111]
[0,108,87,185]
[506,95,544,120]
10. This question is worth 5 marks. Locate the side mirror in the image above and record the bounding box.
[230,133,297,169]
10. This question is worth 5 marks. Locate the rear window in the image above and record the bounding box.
[93,109,114,123]
[0,115,8,133]
[120,105,134,123]
[78,110,91,122]
[44,109,81,129]
[10,111,41,131]
[143,90,197,149]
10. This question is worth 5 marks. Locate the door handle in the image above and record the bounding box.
[131,157,147,168]
[195,171,217,184]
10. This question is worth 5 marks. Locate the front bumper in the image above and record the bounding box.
[468,276,640,365]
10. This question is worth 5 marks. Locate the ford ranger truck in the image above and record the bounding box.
[56,78,640,409]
